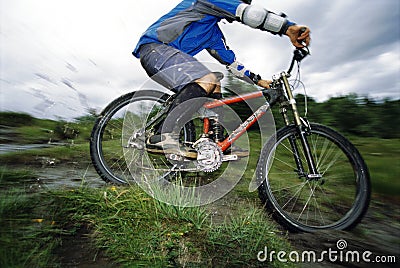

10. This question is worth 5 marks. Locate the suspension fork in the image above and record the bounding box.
[280,103,306,176]
[281,73,320,178]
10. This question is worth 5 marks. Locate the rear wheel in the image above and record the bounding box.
[257,123,371,232]
[90,90,195,184]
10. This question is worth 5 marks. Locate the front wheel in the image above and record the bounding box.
[257,123,371,232]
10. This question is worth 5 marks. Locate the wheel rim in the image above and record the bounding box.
[94,93,168,184]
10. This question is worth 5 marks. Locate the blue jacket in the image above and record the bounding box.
[133,0,244,65]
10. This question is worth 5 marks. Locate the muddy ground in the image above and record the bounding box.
[287,198,400,267]
[208,189,399,267]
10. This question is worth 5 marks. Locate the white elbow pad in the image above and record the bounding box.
[236,3,288,35]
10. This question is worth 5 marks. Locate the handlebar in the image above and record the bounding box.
[287,47,310,75]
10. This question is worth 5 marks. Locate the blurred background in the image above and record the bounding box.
[1,0,399,120]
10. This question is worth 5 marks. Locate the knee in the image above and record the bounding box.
[195,73,221,94]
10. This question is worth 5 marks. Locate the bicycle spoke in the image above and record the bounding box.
[280,181,308,210]
[316,183,343,220]
[272,156,298,173]
[297,181,316,220]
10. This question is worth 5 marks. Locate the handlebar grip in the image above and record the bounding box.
[297,27,308,46]
[299,27,307,35]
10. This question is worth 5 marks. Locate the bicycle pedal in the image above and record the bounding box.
[127,141,144,150]
[166,154,191,162]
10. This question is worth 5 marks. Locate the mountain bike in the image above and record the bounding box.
[90,47,371,232]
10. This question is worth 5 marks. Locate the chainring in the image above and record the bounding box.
[194,139,223,173]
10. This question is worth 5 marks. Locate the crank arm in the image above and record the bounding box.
[222,154,238,161]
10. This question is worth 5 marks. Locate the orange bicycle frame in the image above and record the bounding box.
[202,91,269,152]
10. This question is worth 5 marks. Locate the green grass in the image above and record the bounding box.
[0,111,93,144]
[49,184,292,267]
[0,166,38,183]
[0,114,399,266]
[0,172,62,267]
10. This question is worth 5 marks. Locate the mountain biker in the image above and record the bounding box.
[132,0,311,158]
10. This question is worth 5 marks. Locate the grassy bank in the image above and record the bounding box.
[54,185,293,267]
[0,111,93,145]
[0,175,293,267]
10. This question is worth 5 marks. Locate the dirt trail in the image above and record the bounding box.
[207,188,399,267]
[287,198,400,267]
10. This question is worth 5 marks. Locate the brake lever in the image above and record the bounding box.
[294,47,310,61]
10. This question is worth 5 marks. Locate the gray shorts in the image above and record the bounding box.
[139,43,212,92]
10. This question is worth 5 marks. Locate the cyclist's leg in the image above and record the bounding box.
[139,43,220,156]
[146,85,210,157]
[161,72,223,134]
[162,82,208,134]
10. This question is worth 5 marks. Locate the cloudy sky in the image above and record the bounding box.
[1,0,399,119]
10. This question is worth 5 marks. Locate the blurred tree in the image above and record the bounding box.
[372,99,400,138]
[0,112,34,127]
[220,75,400,138]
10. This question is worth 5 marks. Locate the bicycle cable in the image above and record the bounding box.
[289,61,308,118]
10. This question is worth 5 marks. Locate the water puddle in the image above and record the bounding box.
[1,143,107,189]
[0,143,57,154]
[34,165,107,190]
[2,164,107,191]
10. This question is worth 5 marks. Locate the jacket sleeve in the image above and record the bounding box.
[202,0,243,16]
[206,29,236,65]
[195,0,242,20]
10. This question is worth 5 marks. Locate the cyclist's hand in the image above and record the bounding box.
[286,25,311,48]
[257,79,272,89]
